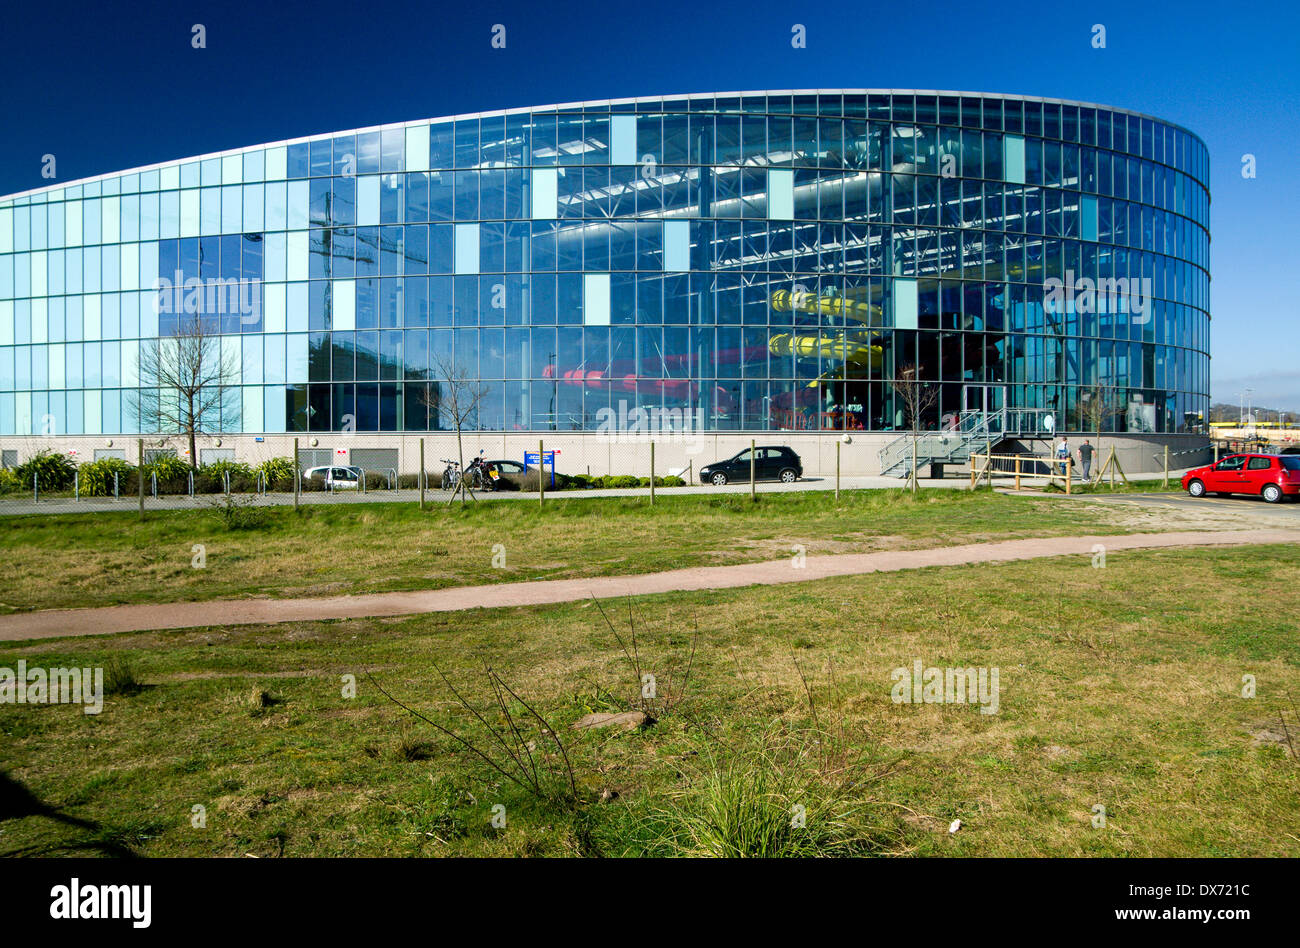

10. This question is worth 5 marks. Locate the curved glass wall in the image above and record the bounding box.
[0,90,1210,436]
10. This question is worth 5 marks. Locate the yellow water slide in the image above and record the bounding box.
[768,289,884,372]
[767,327,883,369]
[767,252,1036,383]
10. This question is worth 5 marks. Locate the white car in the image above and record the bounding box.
[301,465,363,489]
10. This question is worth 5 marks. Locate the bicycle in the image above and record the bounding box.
[440,459,461,491]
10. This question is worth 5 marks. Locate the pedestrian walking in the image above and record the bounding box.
[1078,439,1095,480]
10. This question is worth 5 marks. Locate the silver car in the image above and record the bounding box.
[301,465,363,489]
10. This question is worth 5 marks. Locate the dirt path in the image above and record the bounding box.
[1,529,1296,642]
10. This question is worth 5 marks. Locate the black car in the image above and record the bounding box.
[699,446,803,486]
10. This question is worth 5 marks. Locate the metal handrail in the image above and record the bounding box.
[879,406,1042,477]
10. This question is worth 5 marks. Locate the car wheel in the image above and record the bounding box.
[1186,479,1205,497]
[711,472,729,486]
[779,468,798,483]
[1262,483,1283,504]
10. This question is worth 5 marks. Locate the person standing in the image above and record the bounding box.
[1055,437,1070,478]
[1078,439,1095,480]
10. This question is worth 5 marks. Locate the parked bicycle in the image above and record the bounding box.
[440,459,461,491]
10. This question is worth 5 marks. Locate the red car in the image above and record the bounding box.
[1181,453,1300,504]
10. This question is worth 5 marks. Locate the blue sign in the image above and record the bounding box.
[523,450,558,487]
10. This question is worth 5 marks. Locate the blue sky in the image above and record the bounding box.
[2,0,1296,409]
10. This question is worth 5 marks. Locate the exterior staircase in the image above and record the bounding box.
[879,408,1047,477]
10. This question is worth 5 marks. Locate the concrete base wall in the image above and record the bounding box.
[0,431,1213,479]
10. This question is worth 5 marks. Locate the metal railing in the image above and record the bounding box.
[879,408,1059,477]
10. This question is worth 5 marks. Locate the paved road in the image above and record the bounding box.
[2,528,1295,641]
[0,470,1197,516]
[0,476,966,515]
[1059,489,1300,527]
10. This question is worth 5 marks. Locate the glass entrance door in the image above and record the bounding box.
[963,385,1006,413]
[963,385,1008,434]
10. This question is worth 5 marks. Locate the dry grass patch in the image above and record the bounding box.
[1,542,1296,857]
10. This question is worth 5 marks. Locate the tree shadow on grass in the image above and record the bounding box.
[0,770,146,858]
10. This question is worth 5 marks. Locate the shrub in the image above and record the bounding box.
[208,492,270,530]
[200,459,254,480]
[361,469,395,489]
[145,454,193,481]
[661,475,685,487]
[191,471,217,494]
[102,656,144,696]
[15,450,78,492]
[254,457,296,491]
[140,454,193,494]
[602,475,640,489]
[198,460,257,493]
[79,457,135,496]
[510,469,572,492]
[0,468,20,495]
[398,471,450,489]
[639,727,903,858]
[567,474,594,489]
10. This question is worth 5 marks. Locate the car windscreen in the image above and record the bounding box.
[1281,456,1300,471]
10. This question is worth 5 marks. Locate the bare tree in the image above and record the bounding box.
[1080,380,1118,482]
[422,352,489,507]
[889,362,939,494]
[134,314,238,470]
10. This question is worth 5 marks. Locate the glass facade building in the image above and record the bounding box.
[0,90,1210,439]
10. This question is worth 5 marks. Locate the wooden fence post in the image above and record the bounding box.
[835,439,841,500]
[138,438,145,521]
[750,438,756,501]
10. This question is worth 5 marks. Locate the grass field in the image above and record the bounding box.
[0,489,1146,613]
[2,542,1297,858]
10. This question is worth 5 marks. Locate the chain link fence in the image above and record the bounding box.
[0,434,844,517]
